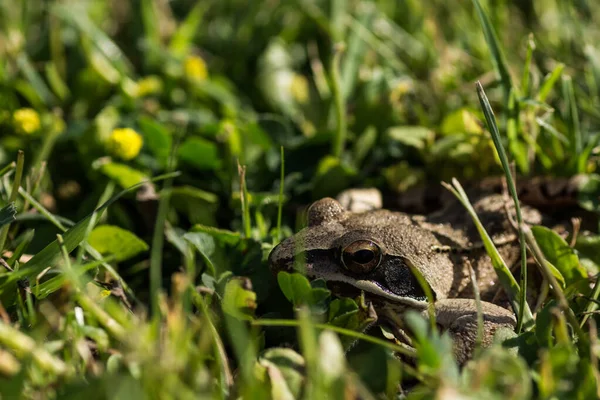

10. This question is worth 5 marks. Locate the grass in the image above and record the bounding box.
[1,0,600,398]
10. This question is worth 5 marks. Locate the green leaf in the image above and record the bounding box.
[311,156,356,199]
[32,259,104,299]
[0,203,16,229]
[575,233,600,275]
[222,277,257,320]
[100,163,148,189]
[183,231,217,276]
[277,271,330,307]
[531,226,586,288]
[577,174,600,212]
[277,271,312,307]
[386,126,434,150]
[328,298,359,329]
[258,348,305,399]
[440,108,483,135]
[170,186,218,226]
[383,162,425,192]
[190,224,241,246]
[178,138,222,171]
[352,125,377,167]
[88,225,149,262]
[138,117,172,167]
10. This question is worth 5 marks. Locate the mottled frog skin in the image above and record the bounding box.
[269,192,546,363]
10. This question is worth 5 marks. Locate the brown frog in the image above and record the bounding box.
[268,190,546,364]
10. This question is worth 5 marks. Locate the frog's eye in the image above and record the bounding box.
[341,240,382,274]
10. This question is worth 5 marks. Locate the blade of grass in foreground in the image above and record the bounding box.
[476,81,530,333]
[442,179,534,329]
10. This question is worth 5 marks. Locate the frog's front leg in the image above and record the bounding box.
[427,299,516,364]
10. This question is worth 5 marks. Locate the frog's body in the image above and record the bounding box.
[269,192,545,363]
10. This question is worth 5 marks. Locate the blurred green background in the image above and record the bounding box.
[2,0,600,398]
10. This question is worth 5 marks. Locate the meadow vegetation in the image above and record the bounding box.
[1,0,600,398]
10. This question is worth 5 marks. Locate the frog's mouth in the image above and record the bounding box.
[270,246,430,310]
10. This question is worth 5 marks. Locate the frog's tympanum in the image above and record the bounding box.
[269,192,545,364]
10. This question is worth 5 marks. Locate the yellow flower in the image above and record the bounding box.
[389,79,414,105]
[184,55,208,81]
[13,108,40,135]
[290,74,309,104]
[106,128,143,160]
[136,75,163,97]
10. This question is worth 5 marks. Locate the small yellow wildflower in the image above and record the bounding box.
[136,75,163,97]
[290,74,309,104]
[106,128,143,160]
[13,108,40,135]
[389,79,414,105]
[184,55,208,81]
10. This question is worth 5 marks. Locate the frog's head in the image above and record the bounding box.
[268,198,455,308]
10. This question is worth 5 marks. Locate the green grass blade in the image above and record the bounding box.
[169,2,208,57]
[581,273,600,327]
[16,54,56,106]
[521,34,536,98]
[477,82,530,332]
[0,203,16,229]
[472,0,514,100]
[0,162,16,178]
[442,179,534,329]
[331,44,347,158]
[330,0,348,42]
[276,146,285,243]
[537,63,565,103]
[141,0,161,66]
[341,2,375,98]
[0,151,24,253]
[0,320,69,376]
[52,3,133,76]
[561,75,584,158]
[44,63,69,101]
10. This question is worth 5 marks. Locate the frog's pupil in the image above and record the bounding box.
[353,249,374,264]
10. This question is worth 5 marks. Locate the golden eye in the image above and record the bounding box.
[341,240,382,274]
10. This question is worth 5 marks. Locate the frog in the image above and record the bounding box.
[268,190,548,364]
